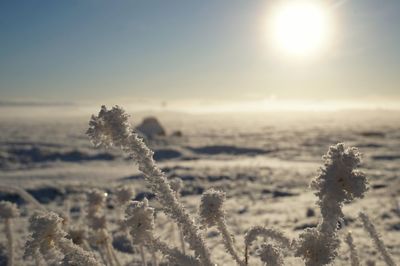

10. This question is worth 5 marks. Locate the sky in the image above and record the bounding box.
[0,0,399,110]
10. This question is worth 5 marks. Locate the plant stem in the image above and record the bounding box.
[179,225,186,255]
[109,242,122,266]
[5,219,14,266]
[150,248,158,266]
[216,218,245,266]
[139,245,147,266]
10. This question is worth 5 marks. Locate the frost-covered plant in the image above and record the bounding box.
[345,232,360,266]
[124,198,199,265]
[169,177,183,196]
[115,185,134,206]
[114,185,135,230]
[295,228,340,266]
[125,199,155,245]
[0,201,19,266]
[311,144,368,233]
[87,105,212,266]
[256,243,284,266]
[86,190,108,233]
[25,211,100,266]
[244,226,291,265]
[359,212,395,266]
[83,105,391,266]
[199,189,245,265]
[199,189,226,228]
[295,143,368,266]
[68,227,87,247]
[85,189,121,266]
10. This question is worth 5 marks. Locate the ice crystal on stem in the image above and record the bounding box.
[88,105,212,266]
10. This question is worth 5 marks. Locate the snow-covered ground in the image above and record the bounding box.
[0,109,399,265]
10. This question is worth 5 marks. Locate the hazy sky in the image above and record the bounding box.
[1,0,399,107]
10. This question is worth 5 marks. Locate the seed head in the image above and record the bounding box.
[312,143,368,204]
[115,185,134,205]
[87,189,107,207]
[295,228,340,266]
[0,201,19,219]
[87,105,131,147]
[257,243,284,266]
[199,189,225,227]
[25,212,66,258]
[125,199,155,244]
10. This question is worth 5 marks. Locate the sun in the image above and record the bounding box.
[269,1,332,57]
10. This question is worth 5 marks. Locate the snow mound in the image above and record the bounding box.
[135,117,166,138]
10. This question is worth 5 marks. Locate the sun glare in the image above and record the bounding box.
[269,1,332,57]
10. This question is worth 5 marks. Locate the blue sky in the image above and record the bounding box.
[0,0,399,108]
